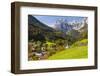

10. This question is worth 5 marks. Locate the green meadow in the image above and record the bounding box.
[48,39,88,60]
[48,46,88,60]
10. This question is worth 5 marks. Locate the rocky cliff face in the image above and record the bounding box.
[54,18,88,33]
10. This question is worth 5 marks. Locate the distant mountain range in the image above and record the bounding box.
[54,18,87,33]
[28,15,88,42]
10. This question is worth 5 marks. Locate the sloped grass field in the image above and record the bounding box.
[48,46,88,60]
[71,39,88,47]
[48,39,88,60]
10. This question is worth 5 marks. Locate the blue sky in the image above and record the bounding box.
[33,15,86,27]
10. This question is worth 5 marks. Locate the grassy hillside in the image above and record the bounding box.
[48,39,88,60]
[71,39,88,47]
[48,46,88,60]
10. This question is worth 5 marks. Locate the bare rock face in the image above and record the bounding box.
[54,18,88,33]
